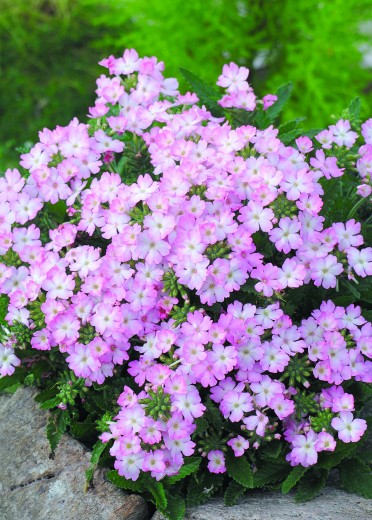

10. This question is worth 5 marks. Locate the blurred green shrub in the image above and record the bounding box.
[0,0,371,166]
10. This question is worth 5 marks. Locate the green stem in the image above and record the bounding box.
[346,197,367,220]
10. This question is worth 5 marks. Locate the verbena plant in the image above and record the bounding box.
[0,50,371,519]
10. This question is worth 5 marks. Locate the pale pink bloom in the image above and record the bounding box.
[331,412,367,443]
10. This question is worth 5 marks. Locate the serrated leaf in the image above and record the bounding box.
[339,457,372,498]
[204,399,223,429]
[149,481,168,511]
[253,463,290,488]
[46,410,67,453]
[280,128,304,145]
[193,417,209,437]
[265,83,293,121]
[226,108,255,127]
[165,496,186,520]
[281,466,308,494]
[279,118,306,135]
[187,473,224,507]
[70,420,96,440]
[261,440,283,461]
[85,467,95,486]
[226,452,253,488]
[179,68,224,116]
[253,108,270,129]
[39,396,62,410]
[187,478,209,508]
[295,469,328,502]
[224,480,246,506]
[167,459,201,484]
[106,470,145,493]
[90,440,107,465]
[34,387,59,403]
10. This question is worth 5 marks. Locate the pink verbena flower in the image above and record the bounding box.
[331,412,367,443]
[207,450,226,474]
[0,344,21,376]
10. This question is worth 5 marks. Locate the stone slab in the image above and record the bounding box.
[0,387,148,520]
[152,478,372,520]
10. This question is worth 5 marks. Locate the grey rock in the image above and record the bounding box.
[152,487,372,520]
[0,387,148,520]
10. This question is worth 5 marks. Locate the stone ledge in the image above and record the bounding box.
[152,486,372,520]
[0,387,148,520]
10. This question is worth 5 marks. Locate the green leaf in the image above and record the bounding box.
[253,464,290,488]
[0,370,25,392]
[224,480,246,506]
[339,457,372,499]
[193,417,209,437]
[165,496,186,520]
[281,466,308,494]
[70,419,96,441]
[39,396,62,410]
[149,481,168,511]
[34,387,59,403]
[279,118,306,135]
[265,83,293,121]
[348,97,361,121]
[280,128,304,145]
[204,399,223,429]
[46,410,68,454]
[187,478,209,508]
[226,108,255,128]
[302,128,323,139]
[106,470,145,493]
[360,448,372,462]
[295,469,328,502]
[45,201,66,223]
[362,310,372,323]
[187,473,225,507]
[342,279,360,299]
[0,294,9,325]
[260,440,283,461]
[318,440,359,470]
[90,440,107,465]
[167,458,201,484]
[179,68,224,116]
[226,452,253,488]
[278,117,305,144]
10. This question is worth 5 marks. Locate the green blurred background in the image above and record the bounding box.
[1,0,371,167]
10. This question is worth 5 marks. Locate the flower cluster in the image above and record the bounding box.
[357,119,372,198]
[0,50,371,487]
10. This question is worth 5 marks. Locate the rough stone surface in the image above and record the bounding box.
[152,486,372,520]
[0,387,149,520]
